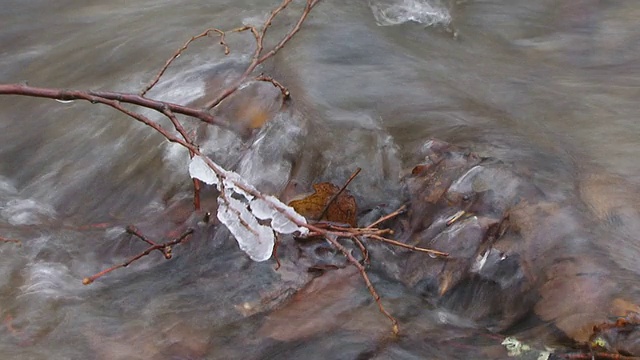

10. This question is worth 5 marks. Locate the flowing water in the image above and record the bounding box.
[1,0,640,359]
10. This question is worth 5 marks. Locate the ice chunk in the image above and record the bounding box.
[271,212,304,234]
[217,190,274,262]
[223,177,254,201]
[188,155,218,185]
[369,0,451,27]
[249,197,273,220]
[250,196,309,235]
[189,154,310,260]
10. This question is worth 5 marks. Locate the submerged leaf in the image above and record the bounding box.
[289,182,357,227]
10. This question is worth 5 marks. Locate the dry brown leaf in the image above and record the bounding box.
[289,182,357,227]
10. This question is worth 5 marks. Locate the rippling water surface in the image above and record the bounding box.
[1,0,640,359]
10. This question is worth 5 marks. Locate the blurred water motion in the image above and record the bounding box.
[1,0,640,358]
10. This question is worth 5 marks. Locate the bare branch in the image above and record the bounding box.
[366,205,407,229]
[0,84,226,127]
[140,28,230,96]
[257,0,321,64]
[204,0,320,110]
[162,107,202,210]
[366,235,449,257]
[0,0,425,337]
[0,236,21,245]
[82,228,194,285]
[256,74,290,99]
[324,234,399,335]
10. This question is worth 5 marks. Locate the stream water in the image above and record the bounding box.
[1,0,640,359]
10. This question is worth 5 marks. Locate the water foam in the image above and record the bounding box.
[369,0,451,27]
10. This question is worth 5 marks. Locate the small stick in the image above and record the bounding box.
[83,228,194,285]
[559,352,637,359]
[273,235,282,270]
[192,178,202,211]
[0,236,21,245]
[366,235,449,257]
[318,167,361,221]
[255,74,290,99]
[351,236,369,264]
[316,223,392,237]
[69,222,112,230]
[366,205,407,229]
[204,0,321,110]
[140,28,231,96]
[162,107,191,141]
[161,107,202,210]
[0,84,225,127]
[324,234,399,335]
[445,210,466,227]
[126,225,160,247]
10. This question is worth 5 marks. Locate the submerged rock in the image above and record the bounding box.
[372,138,640,353]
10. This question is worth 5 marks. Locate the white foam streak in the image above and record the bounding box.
[369,0,451,27]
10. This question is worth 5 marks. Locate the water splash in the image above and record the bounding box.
[369,0,451,27]
[1,198,56,226]
[18,261,84,301]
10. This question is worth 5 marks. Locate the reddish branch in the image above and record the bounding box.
[256,74,290,99]
[0,84,224,127]
[559,353,639,360]
[366,234,449,257]
[324,234,399,335]
[0,0,443,336]
[82,227,194,285]
[204,0,321,109]
[161,107,202,209]
[140,27,232,96]
[366,205,407,229]
[273,235,282,270]
[0,236,21,245]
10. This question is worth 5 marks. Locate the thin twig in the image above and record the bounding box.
[192,178,202,211]
[0,0,412,335]
[256,74,290,99]
[204,0,320,110]
[351,235,369,265]
[366,205,407,229]
[126,225,159,247]
[559,352,639,359]
[324,235,399,335]
[162,107,191,142]
[0,236,21,245]
[83,228,194,285]
[162,107,202,210]
[0,84,226,127]
[366,234,449,257]
[257,0,322,64]
[313,223,393,238]
[318,167,361,221]
[141,28,231,96]
[273,235,282,270]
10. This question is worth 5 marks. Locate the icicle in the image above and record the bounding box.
[217,189,274,262]
[187,154,309,261]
